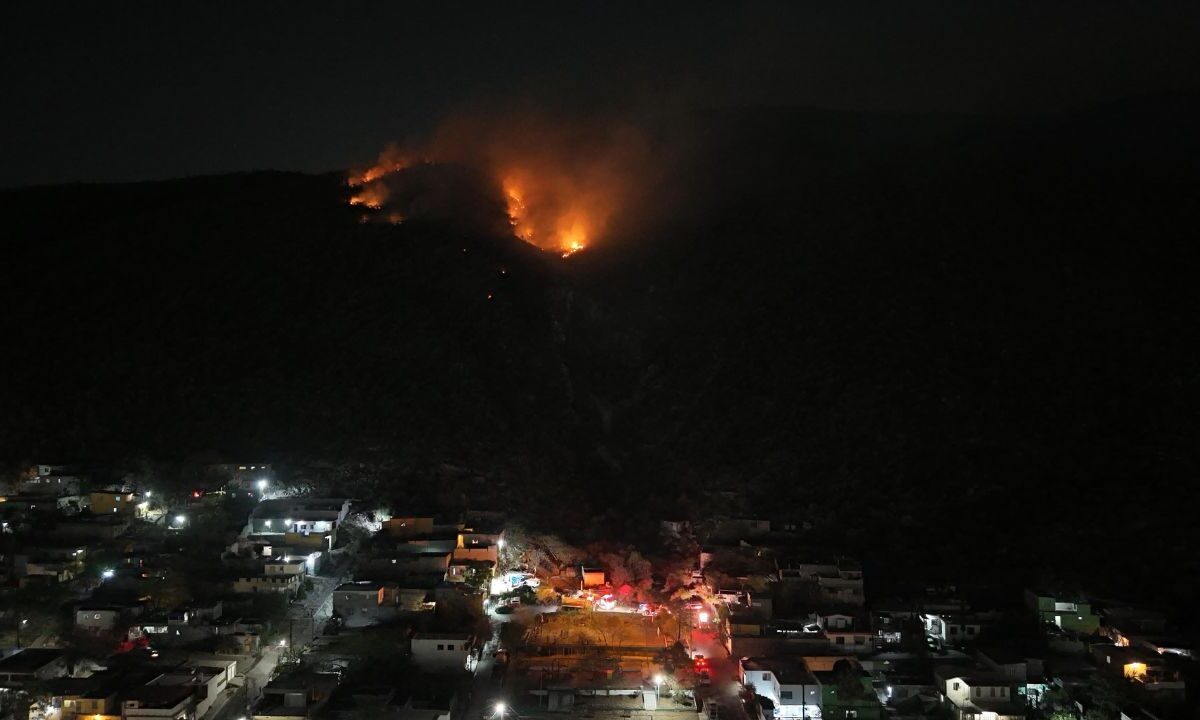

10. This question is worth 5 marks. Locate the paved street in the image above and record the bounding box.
[455,604,505,720]
[285,558,349,648]
[691,627,749,720]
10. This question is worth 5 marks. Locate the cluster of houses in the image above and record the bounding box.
[1,464,352,720]
[686,516,1193,720]
[330,512,502,629]
[2,458,510,720]
[0,648,241,720]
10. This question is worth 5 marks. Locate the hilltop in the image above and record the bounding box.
[3,94,1198,608]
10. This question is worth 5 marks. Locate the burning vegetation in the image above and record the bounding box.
[349,112,656,258]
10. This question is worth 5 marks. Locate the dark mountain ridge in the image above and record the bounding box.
[3,94,1198,609]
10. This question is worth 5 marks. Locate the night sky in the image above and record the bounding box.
[3,1,1199,187]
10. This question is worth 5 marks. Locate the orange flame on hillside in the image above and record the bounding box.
[347,114,649,258]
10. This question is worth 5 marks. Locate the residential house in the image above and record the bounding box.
[121,685,196,720]
[147,666,228,720]
[580,567,606,588]
[387,579,440,612]
[813,663,885,719]
[333,582,384,619]
[18,465,85,495]
[779,558,865,606]
[741,657,823,719]
[249,498,351,540]
[233,572,300,596]
[922,611,999,647]
[75,602,144,633]
[1024,589,1100,634]
[411,633,473,673]
[822,613,876,653]
[383,516,436,539]
[357,540,453,579]
[326,683,458,720]
[977,647,1049,705]
[1090,644,1186,693]
[57,682,121,720]
[936,668,1023,720]
[253,670,339,720]
[88,489,147,517]
[866,658,938,708]
[265,557,306,577]
[12,544,86,584]
[185,600,224,623]
[729,609,768,637]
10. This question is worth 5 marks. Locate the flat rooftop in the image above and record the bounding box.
[0,648,65,673]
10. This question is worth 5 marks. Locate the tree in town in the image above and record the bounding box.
[832,659,869,702]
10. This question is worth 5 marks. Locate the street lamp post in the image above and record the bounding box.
[16,618,28,647]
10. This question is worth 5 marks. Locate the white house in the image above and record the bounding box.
[249,498,351,536]
[411,633,473,673]
[937,668,1024,720]
[75,603,142,633]
[741,658,822,719]
[923,612,993,646]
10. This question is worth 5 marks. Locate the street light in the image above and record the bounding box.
[654,673,664,698]
[257,479,268,491]
[492,702,507,718]
[16,618,28,647]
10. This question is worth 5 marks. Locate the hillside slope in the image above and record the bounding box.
[3,94,1198,607]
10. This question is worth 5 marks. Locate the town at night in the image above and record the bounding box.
[2,3,1199,720]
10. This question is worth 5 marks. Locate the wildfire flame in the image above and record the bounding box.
[347,113,643,259]
[350,154,595,257]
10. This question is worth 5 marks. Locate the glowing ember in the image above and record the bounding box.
[502,178,534,241]
[349,144,412,186]
[348,182,388,209]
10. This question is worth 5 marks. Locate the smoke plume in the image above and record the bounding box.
[349,108,669,257]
